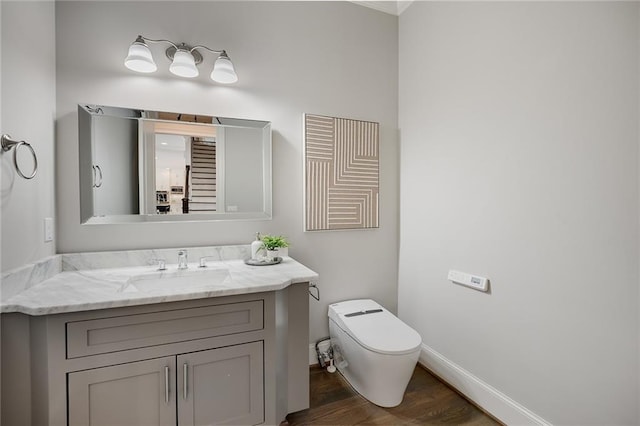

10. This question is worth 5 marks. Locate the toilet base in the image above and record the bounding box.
[329,319,420,408]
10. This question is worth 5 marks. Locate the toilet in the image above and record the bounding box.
[328,299,422,407]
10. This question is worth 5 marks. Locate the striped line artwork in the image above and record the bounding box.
[304,114,379,231]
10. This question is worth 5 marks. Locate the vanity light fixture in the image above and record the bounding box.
[124,35,238,84]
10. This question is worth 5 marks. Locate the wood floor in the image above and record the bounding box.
[286,365,500,425]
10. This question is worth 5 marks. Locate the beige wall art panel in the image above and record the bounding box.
[304,114,379,231]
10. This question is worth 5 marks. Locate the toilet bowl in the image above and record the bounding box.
[328,299,422,407]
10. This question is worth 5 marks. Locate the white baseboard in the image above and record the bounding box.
[419,344,551,425]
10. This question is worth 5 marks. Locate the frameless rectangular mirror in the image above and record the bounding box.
[78,104,272,224]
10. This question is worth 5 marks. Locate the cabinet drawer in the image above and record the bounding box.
[66,300,263,358]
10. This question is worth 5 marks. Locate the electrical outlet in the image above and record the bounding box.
[44,217,54,242]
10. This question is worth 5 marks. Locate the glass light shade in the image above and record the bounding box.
[210,55,238,84]
[169,49,199,78]
[124,42,157,73]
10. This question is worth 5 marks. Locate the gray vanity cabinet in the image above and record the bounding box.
[1,283,310,426]
[68,342,264,426]
[68,356,177,426]
[177,342,264,426]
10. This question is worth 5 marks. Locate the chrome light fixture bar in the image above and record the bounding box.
[124,35,238,84]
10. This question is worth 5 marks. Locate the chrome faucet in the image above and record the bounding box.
[150,258,166,271]
[177,249,188,269]
[199,256,217,268]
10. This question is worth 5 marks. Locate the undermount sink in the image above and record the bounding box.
[123,267,230,292]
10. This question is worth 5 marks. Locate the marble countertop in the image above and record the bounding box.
[1,257,318,316]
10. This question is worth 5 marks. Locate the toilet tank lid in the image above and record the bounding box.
[328,299,422,355]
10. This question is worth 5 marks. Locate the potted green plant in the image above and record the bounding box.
[260,234,289,260]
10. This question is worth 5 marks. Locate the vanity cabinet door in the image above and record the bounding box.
[177,341,264,426]
[68,356,177,426]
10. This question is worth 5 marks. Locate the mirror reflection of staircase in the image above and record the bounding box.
[189,139,217,212]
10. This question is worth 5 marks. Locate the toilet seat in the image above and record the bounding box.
[328,299,421,355]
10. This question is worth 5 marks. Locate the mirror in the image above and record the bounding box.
[78,104,271,224]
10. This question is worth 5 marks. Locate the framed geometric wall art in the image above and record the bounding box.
[304,113,379,231]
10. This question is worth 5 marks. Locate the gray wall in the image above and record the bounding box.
[1,1,56,272]
[398,2,639,424]
[1,2,55,419]
[55,1,399,344]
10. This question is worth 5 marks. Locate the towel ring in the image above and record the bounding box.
[1,134,38,180]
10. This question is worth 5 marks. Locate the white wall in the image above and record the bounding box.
[398,2,639,424]
[55,1,399,343]
[1,1,56,272]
